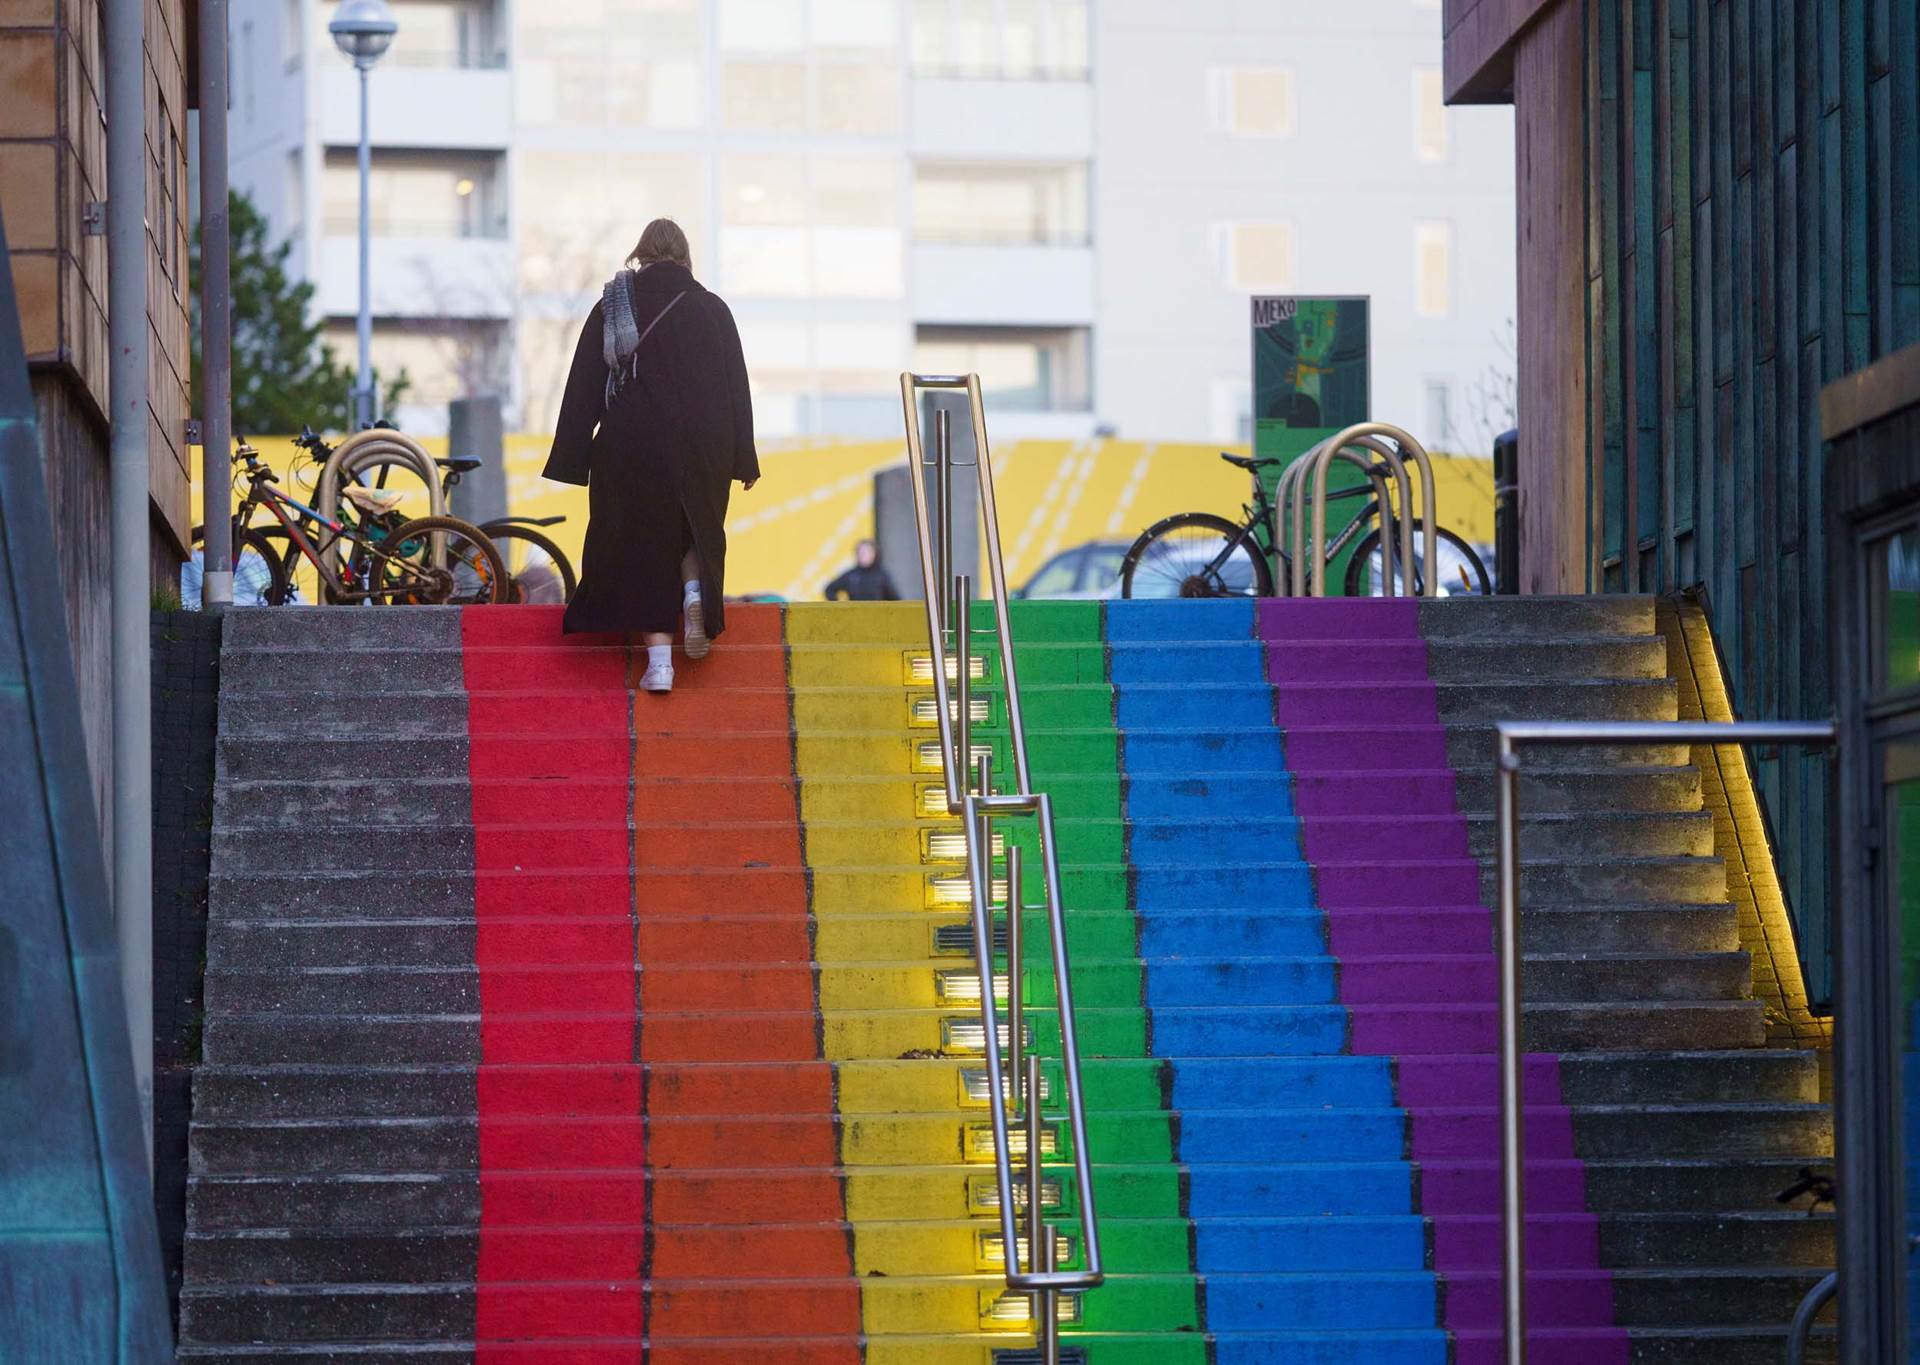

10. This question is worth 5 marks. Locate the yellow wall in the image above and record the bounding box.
[198,434,1496,601]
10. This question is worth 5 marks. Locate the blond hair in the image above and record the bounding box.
[628,218,691,269]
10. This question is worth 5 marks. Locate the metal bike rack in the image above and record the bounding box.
[1275,442,1410,596]
[1492,719,1838,1365]
[314,427,451,575]
[899,372,1105,1358]
[1785,1270,1837,1365]
[1282,422,1440,597]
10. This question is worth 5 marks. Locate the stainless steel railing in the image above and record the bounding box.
[899,373,1105,1354]
[1275,421,1439,596]
[1492,718,1838,1365]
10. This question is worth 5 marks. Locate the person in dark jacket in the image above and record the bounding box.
[823,539,900,602]
[545,218,758,692]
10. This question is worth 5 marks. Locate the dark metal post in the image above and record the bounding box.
[197,0,233,608]
[1493,427,1519,594]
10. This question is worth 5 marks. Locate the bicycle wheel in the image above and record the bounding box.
[484,523,577,604]
[364,515,510,606]
[1344,525,1492,598]
[1120,512,1274,599]
[183,524,292,607]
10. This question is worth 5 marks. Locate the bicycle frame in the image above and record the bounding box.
[238,468,467,606]
[1181,477,1384,595]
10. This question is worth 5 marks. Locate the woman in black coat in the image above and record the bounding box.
[544,219,758,692]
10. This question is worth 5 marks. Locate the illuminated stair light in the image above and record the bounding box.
[966,1120,1058,1161]
[905,652,987,684]
[936,970,1009,1003]
[923,828,1007,862]
[927,872,1010,906]
[961,1067,1051,1106]
[941,1016,1027,1054]
[977,1229,1077,1270]
[994,1350,1088,1365]
[916,740,994,774]
[910,694,994,727]
[970,1172,1062,1213]
[919,783,953,817]
[980,1289,1082,1329]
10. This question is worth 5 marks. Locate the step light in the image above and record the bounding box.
[919,784,953,818]
[966,1120,1058,1162]
[923,828,1006,862]
[941,1016,1028,1054]
[981,1290,1081,1328]
[905,652,987,684]
[994,1349,1087,1365]
[960,1067,1051,1106]
[910,694,993,727]
[977,1229,1077,1270]
[934,920,1008,956]
[970,1173,1062,1213]
[936,970,1009,1003]
[916,740,994,774]
[927,872,1009,906]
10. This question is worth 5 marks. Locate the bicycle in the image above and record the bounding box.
[292,426,577,604]
[1119,451,1491,599]
[192,439,508,606]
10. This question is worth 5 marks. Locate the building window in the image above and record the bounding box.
[519,0,701,129]
[323,150,508,239]
[914,326,1090,412]
[1214,221,1297,292]
[910,0,1088,80]
[914,162,1087,246]
[388,1,507,68]
[1414,67,1447,161]
[1415,220,1451,317]
[1424,379,1454,447]
[723,61,810,131]
[814,62,904,135]
[1210,66,1296,139]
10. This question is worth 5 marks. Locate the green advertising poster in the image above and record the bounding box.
[1252,295,1371,463]
[1251,296,1371,589]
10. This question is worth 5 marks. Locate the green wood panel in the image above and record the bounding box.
[1578,0,1920,1002]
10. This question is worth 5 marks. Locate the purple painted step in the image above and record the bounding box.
[1259,597,1629,1358]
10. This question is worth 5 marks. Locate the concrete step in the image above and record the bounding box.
[1452,764,1703,815]
[220,604,466,651]
[1414,594,1658,639]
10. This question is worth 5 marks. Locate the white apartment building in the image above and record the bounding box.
[230,0,1515,447]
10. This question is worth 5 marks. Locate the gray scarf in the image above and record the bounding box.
[601,268,686,407]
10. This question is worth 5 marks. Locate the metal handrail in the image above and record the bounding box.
[1286,422,1439,597]
[1785,1270,1837,1365]
[1493,719,1838,1365]
[898,373,1105,1343]
[1276,443,1410,595]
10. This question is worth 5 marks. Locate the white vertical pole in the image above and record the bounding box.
[355,63,373,428]
[105,0,154,1168]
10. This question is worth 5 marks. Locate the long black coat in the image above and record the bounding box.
[544,262,758,636]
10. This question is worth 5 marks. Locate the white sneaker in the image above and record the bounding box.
[682,584,710,660]
[639,659,675,693]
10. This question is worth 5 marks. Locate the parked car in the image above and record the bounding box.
[1015,540,1131,599]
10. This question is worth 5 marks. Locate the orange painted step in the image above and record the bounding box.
[646,1117,843,1169]
[650,1170,854,1224]
[649,1223,855,1279]
[630,776,811,823]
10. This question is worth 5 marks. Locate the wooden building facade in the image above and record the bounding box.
[0,0,195,830]
[1445,0,1920,1000]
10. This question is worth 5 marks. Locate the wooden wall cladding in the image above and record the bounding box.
[1583,0,1920,1002]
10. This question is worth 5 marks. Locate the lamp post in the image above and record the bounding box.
[329,0,397,430]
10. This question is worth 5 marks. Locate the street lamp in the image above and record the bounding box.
[329,0,397,429]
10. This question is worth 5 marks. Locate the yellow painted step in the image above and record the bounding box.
[786,601,928,646]
[864,1336,1019,1365]
[820,962,1006,1013]
[801,822,928,868]
[843,1165,1005,1222]
[814,912,975,962]
[838,1113,1060,1167]
[795,775,938,822]
[860,1267,1067,1336]
[794,731,924,778]
[811,866,1010,913]
[837,1058,1017,1115]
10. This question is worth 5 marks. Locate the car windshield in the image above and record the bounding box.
[1023,551,1082,597]
[1082,544,1126,586]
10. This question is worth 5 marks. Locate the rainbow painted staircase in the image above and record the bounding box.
[179,595,1831,1363]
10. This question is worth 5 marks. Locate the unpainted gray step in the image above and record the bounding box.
[1558,1050,1820,1106]
[1416,594,1657,639]
[1478,855,1729,907]
[221,645,468,694]
[1431,677,1678,723]
[1625,1325,1833,1365]
[212,825,477,875]
[1461,809,1715,860]
[178,1281,473,1347]
[221,605,464,652]
[209,873,476,922]
[1571,1104,1832,1160]
[1580,1158,1834,1214]
[1424,635,1669,681]
[1520,903,1741,955]
[1598,1210,1833,1268]
[1446,729,1692,771]
[215,776,474,828]
[218,736,469,784]
[1608,1267,1830,1326]
[220,692,472,741]
[1524,950,1751,1003]
[1453,764,1703,815]
[1523,1000,1765,1052]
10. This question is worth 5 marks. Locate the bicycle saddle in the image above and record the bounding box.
[1220,452,1279,470]
[436,456,484,473]
[341,484,405,514]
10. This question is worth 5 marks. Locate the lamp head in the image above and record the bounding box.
[329,0,398,69]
